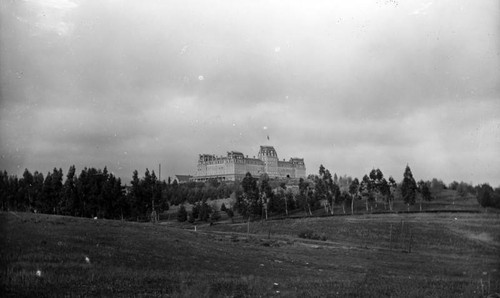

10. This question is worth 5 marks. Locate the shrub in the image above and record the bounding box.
[199,201,212,222]
[192,203,200,219]
[211,210,221,221]
[187,212,195,223]
[225,208,234,223]
[476,184,500,209]
[298,230,327,241]
[177,205,187,222]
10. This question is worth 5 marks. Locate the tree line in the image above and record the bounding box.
[0,166,240,220]
[1,164,499,222]
[232,165,423,220]
[230,164,499,220]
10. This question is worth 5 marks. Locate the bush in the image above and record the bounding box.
[187,212,195,223]
[298,230,327,241]
[199,201,212,222]
[192,203,200,219]
[476,184,500,209]
[177,205,187,222]
[211,210,221,221]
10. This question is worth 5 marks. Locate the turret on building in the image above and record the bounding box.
[193,145,306,181]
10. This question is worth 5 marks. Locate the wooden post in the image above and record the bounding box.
[389,224,393,251]
[401,220,404,250]
[408,228,413,253]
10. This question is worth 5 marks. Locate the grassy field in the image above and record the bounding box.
[1,210,499,297]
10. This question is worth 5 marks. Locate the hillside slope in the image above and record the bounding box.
[1,211,499,297]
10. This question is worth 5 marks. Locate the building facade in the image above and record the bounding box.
[193,145,306,181]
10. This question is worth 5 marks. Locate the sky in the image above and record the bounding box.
[0,0,499,186]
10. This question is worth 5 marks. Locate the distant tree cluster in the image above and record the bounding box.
[177,200,229,223]
[475,184,500,209]
[448,181,476,198]
[232,172,322,220]
[229,163,499,219]
[168,179,233,206]
[0,167,125,219]
[2,163,498,222]
[1,167,245,221]
[128,169,169,220]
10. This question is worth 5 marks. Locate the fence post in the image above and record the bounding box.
[408,228,413,253]
[389,224,393,251]
[401,220,405,250]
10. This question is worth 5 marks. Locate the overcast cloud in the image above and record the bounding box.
[1,0,499,185]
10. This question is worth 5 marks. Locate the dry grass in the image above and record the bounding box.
[1,211,499,297]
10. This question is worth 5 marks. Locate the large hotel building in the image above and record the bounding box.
[193,145,306,181]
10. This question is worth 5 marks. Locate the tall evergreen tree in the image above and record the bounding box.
[177,204,187,222]
[319,164,326,178]
[236,172,259,218]
[20,169,34,211]
[112,177,127,220]
[198,200,212,221]
[40,170,57,214]
[62,165,78,216]
[32,171,44,212]
[401,165,417,211]
[417,180,433,211]
[0,171,8,210]
[129,170,143,219]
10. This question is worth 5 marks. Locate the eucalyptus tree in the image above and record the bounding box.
[417,180,433,211]
[387,176,397,211]
[360,175,372,211]
[348,178,360,214]
[259,174,273,219]
[298,178,313,216]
